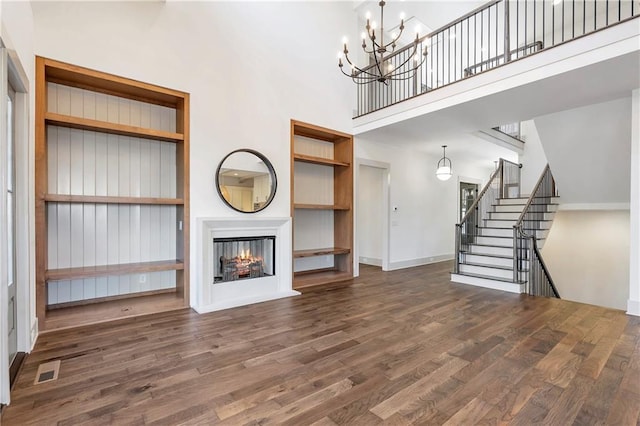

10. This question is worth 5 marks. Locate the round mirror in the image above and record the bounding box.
[215,149,277,213]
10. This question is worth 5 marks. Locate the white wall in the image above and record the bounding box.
[30,1,357,307]
[518,120,548,195]
[534,97,631,206]
[355,137,492,269]
[630,88,640,316]
[542,210,630,311]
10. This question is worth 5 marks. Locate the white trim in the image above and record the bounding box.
[457,176,483,224]
[627,299,640,317]
[451,273,525,294]
[0,45,10,407]
[387,254,453,271]
[558,203,630,211]
[194,290,301,314]
[355,159,391,274]
[358,256,382,267]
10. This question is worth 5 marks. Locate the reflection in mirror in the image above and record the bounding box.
[216,149,277,213]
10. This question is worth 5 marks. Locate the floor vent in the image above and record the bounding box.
[34,360,61,385]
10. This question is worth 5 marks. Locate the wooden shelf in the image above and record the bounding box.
[45,112,184,143]
[293,269,353,289]
[44,194,184,205]
[45,260,184,281]
[293,153,350,167]
[294,203,350,210]
[42,292,187,332]
[293,247,351,258]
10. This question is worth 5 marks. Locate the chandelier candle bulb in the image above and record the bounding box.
[338,0,428,84]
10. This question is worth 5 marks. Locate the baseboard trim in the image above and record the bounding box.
[359,257,382,267]
[388,254,454,271]
[627,299,640,317]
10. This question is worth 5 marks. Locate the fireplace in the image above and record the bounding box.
[196,217,298,314]
[214,236,275,283]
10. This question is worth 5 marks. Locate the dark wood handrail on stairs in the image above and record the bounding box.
[513,164,560,298]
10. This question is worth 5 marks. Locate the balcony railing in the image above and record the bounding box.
[354,0,639,117]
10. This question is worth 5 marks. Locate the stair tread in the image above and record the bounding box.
[452,271,526,284]
[463,253,513,260]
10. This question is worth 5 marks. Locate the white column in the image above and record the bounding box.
[629,88,640,316]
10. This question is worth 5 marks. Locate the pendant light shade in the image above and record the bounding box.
[436,145,452,181]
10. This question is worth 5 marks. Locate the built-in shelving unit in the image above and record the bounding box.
[290,120,353,289]
[35,57,190,331]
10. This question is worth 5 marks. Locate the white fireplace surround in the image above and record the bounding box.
[195,217,300,313]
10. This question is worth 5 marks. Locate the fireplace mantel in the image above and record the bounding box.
[195,217,299,313]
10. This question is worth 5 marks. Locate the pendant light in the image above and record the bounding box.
[436,145,452,181]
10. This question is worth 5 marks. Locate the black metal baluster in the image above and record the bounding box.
[583,0,586,35]
[606,0,609,25]
[562,0,565,42]
[552,0,555,45]
[572,0,575,38]
[517,0,520,57]
[525,0,528,56]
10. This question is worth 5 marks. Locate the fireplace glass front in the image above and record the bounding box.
[213,236,275,283]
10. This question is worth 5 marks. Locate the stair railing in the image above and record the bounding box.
[455,158,521,273]
[513,164,560,297]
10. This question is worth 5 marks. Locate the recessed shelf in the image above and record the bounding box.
[293,203,350,210]
[45,112,184,143]
[293,247,351,258]
[293,269,353,289]
[293,153,350,167]
[45,260,185,281]
[43,194,185,205]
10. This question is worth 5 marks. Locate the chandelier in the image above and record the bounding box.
[436,145,452,181]
[338,0,428,85]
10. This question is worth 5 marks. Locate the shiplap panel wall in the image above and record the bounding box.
[46,83,178,305]
[292,135,335,272]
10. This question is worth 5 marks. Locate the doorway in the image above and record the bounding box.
[7,84,17,369]
[1,45,30,405]
[356,160,390,275]
[459,181,478,245]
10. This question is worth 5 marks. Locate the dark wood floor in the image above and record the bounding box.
[3,262,640,425]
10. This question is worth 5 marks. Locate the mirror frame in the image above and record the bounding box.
[215,149,278,213]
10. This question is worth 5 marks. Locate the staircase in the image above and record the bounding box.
[451,161,560,297]
[451,196,558,293]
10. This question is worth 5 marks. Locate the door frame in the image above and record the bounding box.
[0,42,31,405]
[355,159,391,276]
[457,176,483,223]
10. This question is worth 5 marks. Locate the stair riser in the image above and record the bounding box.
[476,236,513,247]
[468,245,513,256]
[493,204,526,213]
[484,219,552,230]
[450,273,525,294]
[484,219,517,228]
[459,264,520,280]
[498,197,559,206]
[489,212,555,221]
[480,228,513,237]
[463,254,523,268]
[493,204,558,213]
[497,198,528,206]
